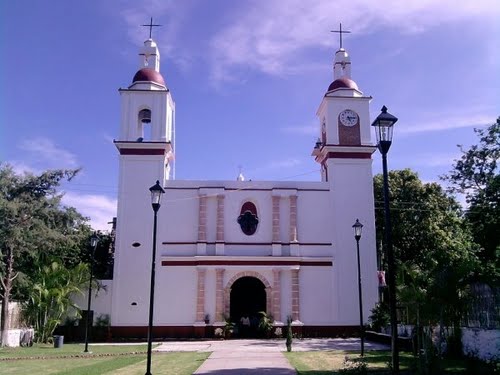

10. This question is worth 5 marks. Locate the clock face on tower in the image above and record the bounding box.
[339,109,359,127]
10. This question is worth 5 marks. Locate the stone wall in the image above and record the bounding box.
[0,301,22,329]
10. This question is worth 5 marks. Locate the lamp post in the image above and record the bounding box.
[145,180,165,375]
[84,231,99,353]
[371,105,399,374]
[352,219,364,356]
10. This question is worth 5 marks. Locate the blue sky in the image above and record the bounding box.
[1,0,499,230]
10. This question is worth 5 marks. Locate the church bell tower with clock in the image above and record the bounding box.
[312,26,379,324]
[313,28,374,180]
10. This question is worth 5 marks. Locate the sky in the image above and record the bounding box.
[1,0,499,231]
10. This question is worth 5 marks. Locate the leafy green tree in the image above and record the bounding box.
[443,118,500,281]
[373,169,479,339]
[84,232,114,280]
[23,260,89,343]
[0,164,91,345]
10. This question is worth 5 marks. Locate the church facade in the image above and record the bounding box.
[95,36,380,338]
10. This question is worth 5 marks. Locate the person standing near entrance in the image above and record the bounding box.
[240,314,250,337]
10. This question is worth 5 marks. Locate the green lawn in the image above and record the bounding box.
[0,344,210,375]
[0,343,152,358]
[284,350,494,374]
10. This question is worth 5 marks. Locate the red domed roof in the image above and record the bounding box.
[132,68,166,86]
[327,77,358,92]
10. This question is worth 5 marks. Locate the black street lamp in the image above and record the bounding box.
[371,105,399,374]
[352,219,364,356]
[84,231,99,353]
[145,180,165,375]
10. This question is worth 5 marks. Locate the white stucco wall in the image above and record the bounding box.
[300,267,334,324]
[462,328,500,361]
[72,280,113,323]
[111,177,379,328]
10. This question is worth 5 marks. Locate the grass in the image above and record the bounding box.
[285,350,397,374]
[0,344,210,374]
[284,350,493,374]
[0,343,154,358]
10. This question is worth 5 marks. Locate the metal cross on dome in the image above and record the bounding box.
[330,23,351,49]
[141,17,162,39]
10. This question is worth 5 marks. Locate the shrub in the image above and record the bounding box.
[368,302,390,332]
[339,356,367,374]
[286,316,293,352]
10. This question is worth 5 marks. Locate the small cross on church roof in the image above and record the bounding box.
[141,17,162,39]
[330,23,351,49]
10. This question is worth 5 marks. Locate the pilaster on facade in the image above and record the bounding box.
[272,195,281,242]
[289,194,300,256]
[198,194,207,241]
[215,268,225,322]
[291,268,301,321]
[272,195,282,256]
[216,194,225,256]
[197,194,207,255]
[195,268,207,322]
[272,269,282,322]
[289,195,298,242]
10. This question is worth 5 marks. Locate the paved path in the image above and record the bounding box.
[154,338,388,374]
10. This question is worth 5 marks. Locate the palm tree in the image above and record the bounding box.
[24,260,89,343]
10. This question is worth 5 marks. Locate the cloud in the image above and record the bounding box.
[244,157,303,180]
[116,0,498,84]
[62,192,117,231]
[119,0,194,69]
[267,158,302,169]
[399,114,496,135]
[8,161,38,175]
[281,122,317,136]
[18,137,78,169]
[208,0,499,82]
[102,132,115,144]
[405,152,460,168]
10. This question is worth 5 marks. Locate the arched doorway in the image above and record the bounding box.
[230,276,266,337]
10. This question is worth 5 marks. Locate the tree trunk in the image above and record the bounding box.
[0,246,14,346]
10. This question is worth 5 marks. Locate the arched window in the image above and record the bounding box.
[237,202,259,236]
[137,109,152,141]
[321,119,327,144]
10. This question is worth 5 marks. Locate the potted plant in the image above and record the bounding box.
[223,317,235,339]
[258,311,274,338]
[204,314,210,324]
[214,327,224,339]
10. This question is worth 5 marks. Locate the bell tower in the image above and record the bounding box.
[312,26,379,324]
[111,33,175,326]
[312,43,373,181]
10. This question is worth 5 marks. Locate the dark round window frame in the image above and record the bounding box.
[237,202,259,236]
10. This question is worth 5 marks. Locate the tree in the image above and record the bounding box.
[373,169,479,340]
[23,260,89,343]
[0,164,91,345]
[84,232,114,280]
[443,118,500,280]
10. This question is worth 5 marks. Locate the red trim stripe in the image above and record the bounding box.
[161,241,332,246]
[119,149,165,155]
[161,260,332,267]
[326,152,371,159]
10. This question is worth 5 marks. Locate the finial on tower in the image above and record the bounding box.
[237,165,245,181]
[330,23,351,50]
[141,17,162,39]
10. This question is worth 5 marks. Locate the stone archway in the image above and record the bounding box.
[224,271,272,319]
[230,277,266,323]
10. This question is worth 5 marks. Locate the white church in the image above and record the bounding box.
[89,33,380,339]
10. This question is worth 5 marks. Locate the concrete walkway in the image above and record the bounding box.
[154,338,389,374]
